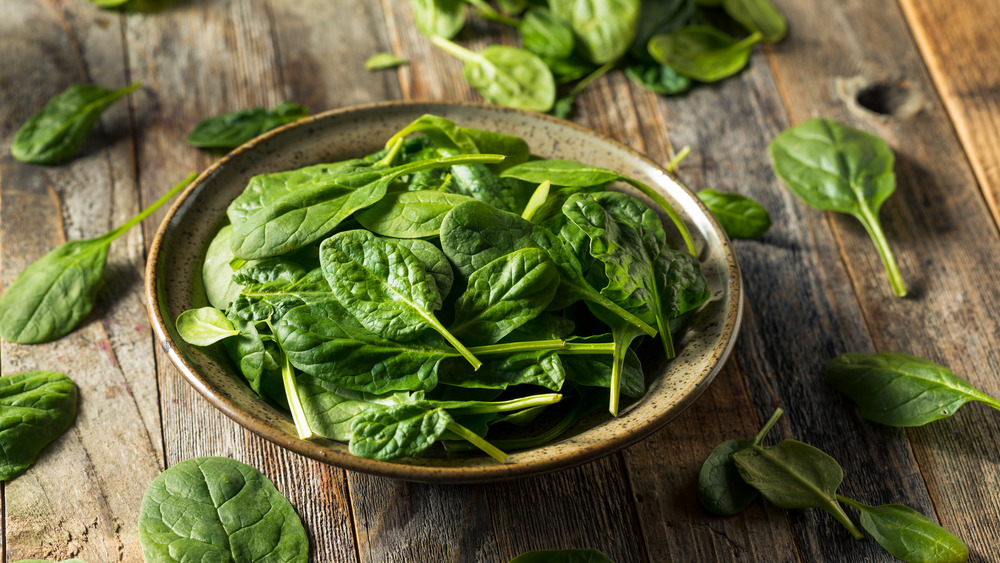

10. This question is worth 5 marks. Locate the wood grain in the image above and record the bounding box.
[898,0,1000,227]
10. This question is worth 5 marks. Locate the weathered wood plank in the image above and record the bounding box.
[767,0,1000,558]
[898,0,1000,227]
[1,1,162,560]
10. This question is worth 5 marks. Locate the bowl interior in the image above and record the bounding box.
[146,102,742,483]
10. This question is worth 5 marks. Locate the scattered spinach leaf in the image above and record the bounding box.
[520,7,576,60]
[698,408,782,515]
[549,0,641,64]
[624,61,692,95]
[365,52,409,70]
[412,0,466,39]
[12,82,140,164]
[0,172,196,344]
[354,190,475,238]
[838,496,969,563]
[825,353,1000,427]
[696,188,771,239]
[0,371,78,481]
[722,0,787,43]
[175,307,240,346]
[187,101,309,150]
[648,26,762,83]
[138,456,308,562]
[769,118,907,297]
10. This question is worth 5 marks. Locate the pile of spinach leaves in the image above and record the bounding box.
[400,0,787,116]
[177,113,708,463]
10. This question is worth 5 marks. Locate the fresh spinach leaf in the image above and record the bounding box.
[0,172,195,344]
[624,61,692,95]
[0,372,78,481]
[520,7,576,59]
[697,408,782,515]
[722,0,787,43]
[294,373,414,441]
[648,26,762,82]
[176,307,240,346]
[354,190,475,238]
[412,0,466,39]
[549,0,641,64]
[508,549,615,563]
[438,348,567,391]
[202,225,245,310]
[732,439,863,539]
[697,188,771,239]
[838,497,968,563]
[431,36,556,113]
[320,229,482,369]
[561,334,644,398]
[230,153,503,260]
[769,118,906,296]
[825,353,1000,427]
[392,238,456,299]
[138,456,308,562]
[365,52,409,70]
[630,0,698,59]
[187,101,308,150]
[12,82,140,164]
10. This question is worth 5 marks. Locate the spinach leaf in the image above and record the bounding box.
[412,0,466,39]
[348,403,450,460]
[0,372,78,481]
[825,353,1000,427]
[431,36,556,113]
[521,180,552,221]
[508,549,615,563]
[392,238,455,299]
[838,497,969,563]
[12,82,140,164]
[229,153,503,260]
[450,248,559,345]
[187,101,309,150]
[732,439,863,539]
[697,188,771,239]
[354,190,475,238]
[138,456,308,562]
[561,335,644,398]
[439,200,656,337]
[630,0,698,59]
[202,225,245,309]
[769,118,907,296]
[365,52,409,70]
[697,408,782,515]
[280,354,314,439]
[385,114,480,154]
[549,0,641,64]
[624,61,692,95]
[294,373,414,441]
[0,172,195,344]
[648,26,762,82]
[722,0,787,43]
[320,230,482,369]
[176,307,240,346]
[585,303,648,415]
[438,348,567,391]
[500,159,697,255]
[520,7,576,60]
[461,128,531,173]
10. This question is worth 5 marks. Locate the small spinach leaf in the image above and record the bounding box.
[138,456,308,562]
[825,353,1000,427]
[648,26,762,83]
[412,0,466,39]
[0,372,78,481]
[0,173,195,344]
[769,118,906,296]
[624,61,692,95]
[838,497,969,563]
[365,52,409,70]
[12,82,140,164]
[176,307,240,347]
[630,0,698,59]
[549,0,641,64]
[722,0,787,43]
[520,7,576,60]
[354,190,475,238]
[187,102,308,150]
[697,408,782,515]
[697,188,771,239]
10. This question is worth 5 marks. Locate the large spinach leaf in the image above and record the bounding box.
[138,456,308,562]
[648,26,762,83]
[187,102,308,150]
[769,118,906,296]
[0,173,195,344]
[722,0,787,43]
[696,188,771,239]
[12,82,140,164]
[838,497,968,563]
[697,408,782,515]
[549,0,641,64]
[0,372,78,481]
[354,190,475,239]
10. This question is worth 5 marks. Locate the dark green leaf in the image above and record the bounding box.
[769,118,906,296]
[722,0,787,43]
[412,0,466,39]
[520,7,576,59]
[697,188,771,238]
[825,353,1000,427]
[138,456,308,562]
[630,0,698,59]
[354,190,475,238]
[838,497,969,563]
[648,26,761,82]
[624,61,692,95]
[508,548,615,563]
[350,403,452,460]
[12,82,140,164]
[438,350,567,391]
[365,52,409,70]
[294,373,413,441]
[697,408,783,515]
[501,159,620,187]
[561,335,644,398]
[392,238,455,299]
[549,0,641,64]
[0,372,77,481]
[187,102,308,150]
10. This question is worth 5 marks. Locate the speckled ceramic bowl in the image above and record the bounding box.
[145,101,742,483]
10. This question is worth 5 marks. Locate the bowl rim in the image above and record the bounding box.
[144,100,743,483]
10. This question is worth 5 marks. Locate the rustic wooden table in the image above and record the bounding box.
[3,0,1000,561]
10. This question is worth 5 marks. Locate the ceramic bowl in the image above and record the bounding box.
[145,101,742,483]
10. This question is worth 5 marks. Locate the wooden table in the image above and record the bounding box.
[3,0,999,561]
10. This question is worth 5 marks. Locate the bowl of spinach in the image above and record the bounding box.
[145,101,742,482]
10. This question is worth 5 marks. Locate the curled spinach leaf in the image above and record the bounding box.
[825,353,1000,427]
[769,118,906,296]
[12,82,140,164]
[0,173,195,344]
[0,371,78,481]
[696,188,771,239]
[138,456,308,562]
[624,61,692,95]
[187,101,309,150]
[520,7,576,60]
